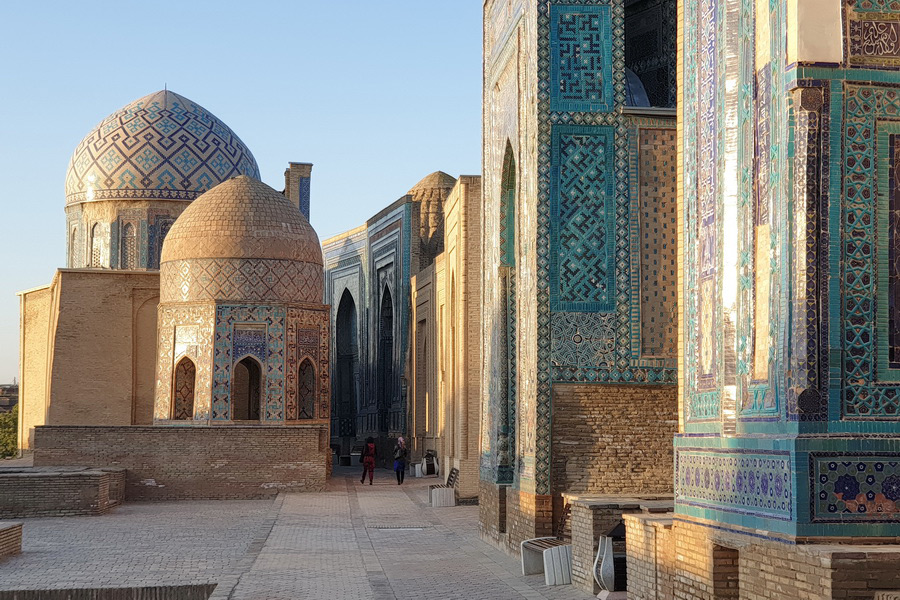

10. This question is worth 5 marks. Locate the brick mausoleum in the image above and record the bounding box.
[16,90,330,500]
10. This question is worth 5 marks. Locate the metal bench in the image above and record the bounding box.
[520,503,572,586]
[429,467,459,507]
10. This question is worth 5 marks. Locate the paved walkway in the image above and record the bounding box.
[1,466,593,599]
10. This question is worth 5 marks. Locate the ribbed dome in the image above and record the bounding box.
[407,171,456,200]
[65,90,259,205]
[159,176,323,304]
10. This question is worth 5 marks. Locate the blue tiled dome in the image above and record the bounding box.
[65,90,260,205]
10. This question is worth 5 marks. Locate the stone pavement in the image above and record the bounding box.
[0,465,593,599]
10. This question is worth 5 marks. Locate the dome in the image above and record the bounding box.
[407,171,456,201]
[160,176,323,304]
[65,90,260,205]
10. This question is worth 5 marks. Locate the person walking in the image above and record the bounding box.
[393,436,409,485]
[360,436,376,485]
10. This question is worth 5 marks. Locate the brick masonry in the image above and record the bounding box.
[0,468,124,518]
[33,425,329,500]
[551,384,677,495]
[0,523,22,562]
[479,481,508,546]
[625,513,675,600]
[570,499,650,594]
[625,516,900,600]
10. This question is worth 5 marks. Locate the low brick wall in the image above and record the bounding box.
[33,425,329,500]
[624,513,674,600]
[0,522,22,560]
[567,496,672,594]
[0,468,123,518]
[627,517,900,600]
[0,585,216,600]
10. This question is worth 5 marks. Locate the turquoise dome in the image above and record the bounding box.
[65,90,260,204]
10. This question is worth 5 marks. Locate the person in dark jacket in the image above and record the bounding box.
[360,436,376,485]
[393,436,409,485]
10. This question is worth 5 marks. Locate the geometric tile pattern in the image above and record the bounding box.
[297,359,316,420]
[286,309,330,422]
[890,136,900,371]
[842,85,900,417]
[212,305,285,422]
[550,311,616,368]
[161,258,324,304]
[66,90,259,204]
[550,125,616,311]
[637,128,677,358]
[812,454,900,522]
[172,357,196,420]
[676,449,793,521]
[624,0,676,108]
[155,304,215,421]
[550,4,614,112]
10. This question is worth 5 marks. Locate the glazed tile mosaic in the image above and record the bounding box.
[65,90,259,204]
[812,454,900,522]
[676,450,793,521]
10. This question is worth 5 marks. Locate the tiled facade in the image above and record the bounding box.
[675,0,900,542]
[480,0,678,552]
[323,172,456,462]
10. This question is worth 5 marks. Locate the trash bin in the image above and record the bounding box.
[422,450,438,477]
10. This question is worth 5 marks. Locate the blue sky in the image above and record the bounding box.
[0,2,482,383]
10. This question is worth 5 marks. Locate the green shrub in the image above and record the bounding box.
[0,405,17,458]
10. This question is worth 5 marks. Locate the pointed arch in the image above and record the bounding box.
[121,222,137,270]
[334,288,358,437]
[69,226,78,268]
[497,139,517,480]
[232,355,262,421]
[500,141,516,267]
[377,285,395,433]
[172,357,196,420]
[90,222,103,268]
[298,358,316,419]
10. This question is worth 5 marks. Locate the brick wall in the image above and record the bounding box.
[506,489,553,554]
[571,501,646,593]
[33,425,329,500]
[0,585,216,600]
[630,518,900,600]
[0,522,22,561]
[0,470,115,518]
[624,513,674,600]
[551,384,677,495]
[479,481,508,546]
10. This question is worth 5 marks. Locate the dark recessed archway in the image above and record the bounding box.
[232,356,262,421]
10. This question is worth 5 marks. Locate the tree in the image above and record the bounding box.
[0,405,17,458]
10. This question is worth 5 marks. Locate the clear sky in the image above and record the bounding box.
[0,1,482,383]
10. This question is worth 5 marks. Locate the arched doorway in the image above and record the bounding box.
[377,286,394,434]
[232,356,262,421]
[172,357,196,420]
[298,358,316,419]
[334,289,358,442]
[498,140,517,482]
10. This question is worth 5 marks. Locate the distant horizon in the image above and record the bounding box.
[0,2,482,382]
